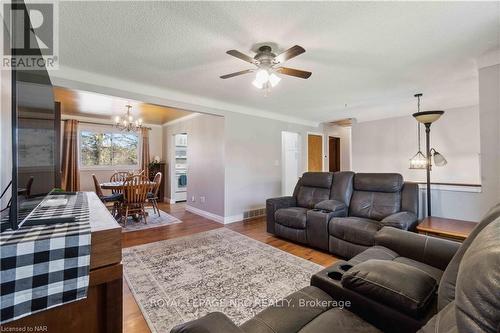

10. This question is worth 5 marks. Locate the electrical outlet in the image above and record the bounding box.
[200,196,206,203]
[191,196,196,202]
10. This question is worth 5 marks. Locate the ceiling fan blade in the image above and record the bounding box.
[220,69,254,79]
[276,67,312,79]
[274,45,305,64]
[226,50,256,64]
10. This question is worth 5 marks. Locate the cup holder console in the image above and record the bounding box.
[327,271,343,280]
[339,264,353,271]
[326,261,354,281]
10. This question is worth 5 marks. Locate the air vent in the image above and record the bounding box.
[243,208,266,220]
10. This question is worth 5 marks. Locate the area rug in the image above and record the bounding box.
[123,228,323,333]
[121,208,182,232]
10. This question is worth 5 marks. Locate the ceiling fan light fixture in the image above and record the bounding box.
[221,44,310,91]
[255,69,269,83]
[252,78,264,89]
[268,73,281,87]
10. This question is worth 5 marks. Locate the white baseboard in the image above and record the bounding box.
[164,197,176,204]
[224,214,244,224]
[185,205,246,224]
[185,205,225,224]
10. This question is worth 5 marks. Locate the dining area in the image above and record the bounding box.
[92,170,163,226]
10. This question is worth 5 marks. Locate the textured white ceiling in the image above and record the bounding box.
[57,1,499,123]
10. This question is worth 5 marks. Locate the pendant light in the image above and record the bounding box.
[409,94,427,169]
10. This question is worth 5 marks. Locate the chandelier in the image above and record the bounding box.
[114,104,143,132]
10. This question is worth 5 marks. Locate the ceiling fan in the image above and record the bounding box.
[220,45,312,90]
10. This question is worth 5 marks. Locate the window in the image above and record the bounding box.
[79,130,139,168]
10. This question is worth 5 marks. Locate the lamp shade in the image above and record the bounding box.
[412,110,444,124]
[432,150,447,166]
[409,150,427,169]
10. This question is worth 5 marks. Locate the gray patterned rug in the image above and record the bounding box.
[123,228,323,333]
[121,208,182,232]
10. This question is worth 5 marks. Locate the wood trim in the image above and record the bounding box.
[416,182,481,187]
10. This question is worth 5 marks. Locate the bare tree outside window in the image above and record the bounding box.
[80,130,138,167]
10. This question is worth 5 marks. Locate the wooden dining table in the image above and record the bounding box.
[100,181,155,190]
[100,181,156,220]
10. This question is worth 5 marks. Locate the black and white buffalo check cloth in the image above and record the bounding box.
[0,192,91,324]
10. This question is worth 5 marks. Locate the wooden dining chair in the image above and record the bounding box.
[147,172,162,217]
[92,174,122,216]
[121,175,151,225]
[110,172,132,194]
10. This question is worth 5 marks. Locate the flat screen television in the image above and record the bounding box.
[0,2,60,231]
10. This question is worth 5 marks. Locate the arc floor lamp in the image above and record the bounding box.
[410,93,447,217]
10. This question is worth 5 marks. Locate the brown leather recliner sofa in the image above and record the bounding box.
[266,172,419,259]
[171,203,500,333]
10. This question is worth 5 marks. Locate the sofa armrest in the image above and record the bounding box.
[341,259,438,318]
[380,211,418,230]
[266,196,297,233]
[314,199,347,217]
[375,227,461,271]
[170,312,243,333]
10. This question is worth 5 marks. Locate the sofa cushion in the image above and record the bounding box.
[314,199,346,213]
[240,286,333,333]
[394,257,443,283]
[354,173,403,193]
[437,202,500,310]
[300,172,333,188]
[349,246,444,283]
[298,308,382,333]
[275,224,308,244]
[275,207,308,229]
[348,245,398,265]
[455,217,500,333]
[342,259,438,318]
[297,187,331,209]
[329,217,381,246]
[349,191,401,220]
[417,301,457,333]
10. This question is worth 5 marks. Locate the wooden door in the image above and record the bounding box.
[308,134,323,171]
[329,136,341,172]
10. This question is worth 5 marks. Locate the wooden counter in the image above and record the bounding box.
[2,192,123,333]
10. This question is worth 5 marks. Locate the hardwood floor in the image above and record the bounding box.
[122,202,339,333]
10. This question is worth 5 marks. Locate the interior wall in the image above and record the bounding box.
[281,131,301,196]
[478,63,500,212]
[224,112,323,218]
[352,106,480,184]
[351,105,487,221]
[324,124,352,171]
[60,115,164,192]
[163,114,225,217]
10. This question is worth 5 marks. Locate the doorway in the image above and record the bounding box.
[173,133,188,202]
[307,133,323,172]
[328,136,341,172]
[281,131,300,196]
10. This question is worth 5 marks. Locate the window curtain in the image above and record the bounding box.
[61,119,80,191]
[141,128,150,176]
